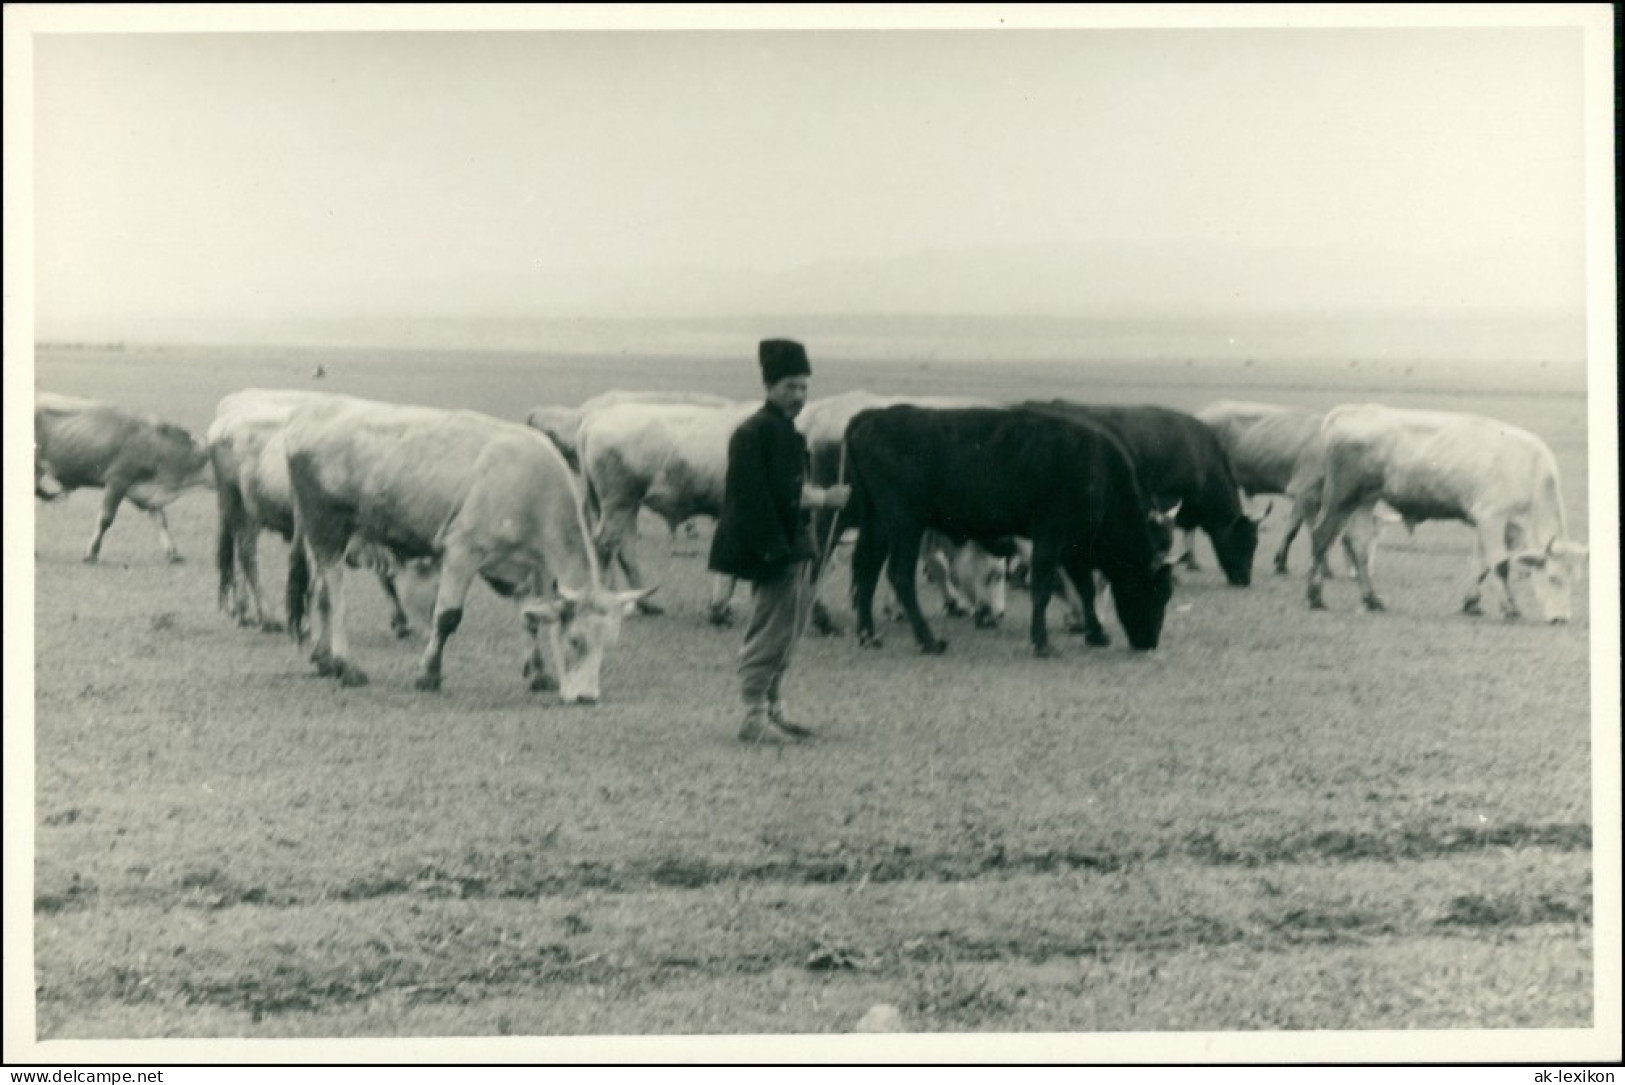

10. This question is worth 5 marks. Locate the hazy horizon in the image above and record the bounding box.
[30,19,1592,341]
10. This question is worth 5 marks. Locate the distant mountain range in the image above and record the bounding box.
[35,239,1586,361]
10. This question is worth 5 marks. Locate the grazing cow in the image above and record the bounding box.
[571,398,758,619]
[283,397,648,702]
[35,392,213,563]
[208,389,417,635]
[845,405,1174,655]
[1025,401,1265,584]
[798,390,1009,631]
[1305,404,1588,622]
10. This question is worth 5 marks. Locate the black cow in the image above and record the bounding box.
[845,405,1174,656]
[1024,401,1264,580]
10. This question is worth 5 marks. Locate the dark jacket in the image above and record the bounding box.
[708,402,816,582]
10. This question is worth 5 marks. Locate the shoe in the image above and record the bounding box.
[768,704,816,740]
[739,714,788,745]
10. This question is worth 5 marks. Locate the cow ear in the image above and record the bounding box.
[522,598,568,626]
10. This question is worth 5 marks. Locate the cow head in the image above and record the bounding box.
[1106,560,1175,651]
[949,544,1008,628]
[1210,499,1270,587]
[1147,500,1182,565]
[1511,538,1589,624]
[522,585,654,704]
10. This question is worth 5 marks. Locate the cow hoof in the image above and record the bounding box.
[1362,596,1387,612]
[920,639,948,655]
[1462,598,1484,617]
[413,673,441,692]
[259,619,285,634]
[707,608,734,628]
[944,602,967,618]
[312,653,338,677]
[392,619,413,640]
[1501,608,1521,622]
[1033,643,1057,659]
[529,672,559,693]
[635,599,665,617]
[338,665,370,688]
[167,553,186,565]
[858,632,883,650]
[82,553,100,565]
[1083,630,1110,648]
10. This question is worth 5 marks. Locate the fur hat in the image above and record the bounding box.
[759,338,812,385]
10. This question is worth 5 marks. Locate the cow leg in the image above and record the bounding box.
[319,562,368,686]
[375,567,414,639]
[147,507,183,563]
[235,526,281,632]
[596,502,662,615]
[851,520,889,648]
[84,484,130,563]
[923,549,967,617]
[1464,517,1519,620]
[1026,537,1066,657]
[1064,562,1109,646]
[706,573,737,627]
[1273,499,1307,574]
[1177,528,1201,571]
[414,551,478,692]
[1334,504,1385,611]
[885,527,945,653]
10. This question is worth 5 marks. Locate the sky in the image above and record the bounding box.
[22,8,1602,328]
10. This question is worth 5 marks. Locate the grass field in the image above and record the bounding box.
[26,341,1598,1041]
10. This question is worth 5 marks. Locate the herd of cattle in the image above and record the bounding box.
[33,383,1589,706]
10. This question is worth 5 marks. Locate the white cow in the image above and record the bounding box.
[1305,404,1587,622]
[284,396,648,702]
[573,399,758,619]
[208,389,417,635]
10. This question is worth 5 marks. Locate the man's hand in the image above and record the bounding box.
[823,484,852,510]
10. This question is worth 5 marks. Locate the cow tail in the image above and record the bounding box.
[213,458,242,610]
[842,437,877,607]
[285,505,311,645]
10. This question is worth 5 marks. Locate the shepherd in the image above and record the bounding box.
[708,339,851,744]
